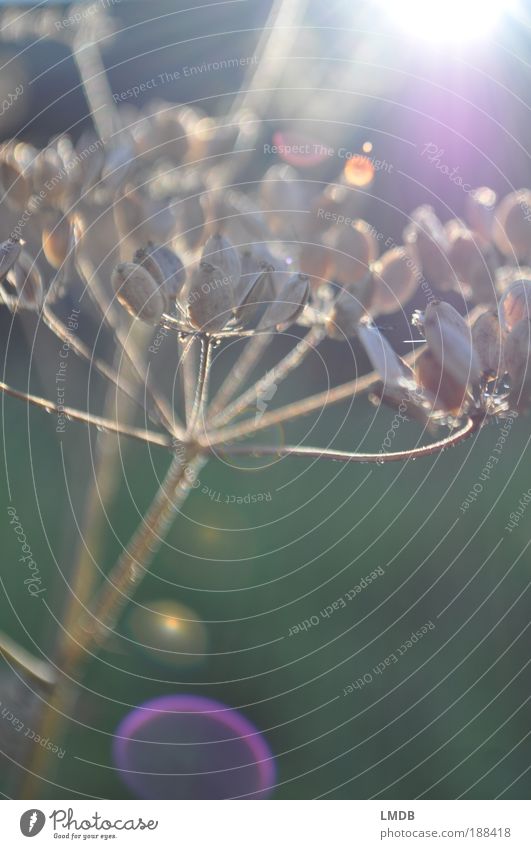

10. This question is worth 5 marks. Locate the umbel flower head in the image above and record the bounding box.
[111,233,309,338]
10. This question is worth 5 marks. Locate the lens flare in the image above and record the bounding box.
[113,695,276,799]
[127,601,208,668]
[378,0,509,43]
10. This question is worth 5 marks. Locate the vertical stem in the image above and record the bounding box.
[186,335,212,437]
[208,331,273,419]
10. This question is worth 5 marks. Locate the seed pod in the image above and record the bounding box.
[258,272,309,331]
[446,219,495,303]
[423,300,481,387]
[504,318,531,410]
[492,190,531,260]
[133,243,186,300]
[187,261,234,333]
[0,142,35,211]
[404,205,451,290]
[299,241,334,291]
[370,247,418,315]
[112,262,167,324]
[498,280,531,333]
[357,321,413,391]
[0,237,21,279]
[472,310,506,377]
[201,234,241,293]
[325,291,366,340]
[416,349,469,414]
[1,249,43,311]
[259,163,306,239]
[42,213,72,269]
[326,220,378,287]
[465,186,497,243]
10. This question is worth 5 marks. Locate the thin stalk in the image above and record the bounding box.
[215,414,483,464]
[0,380,173,450]
[211,325,325,430]
[21,452,205,799]
[208,331,273,420]
[181,336,198,425]
[73,24,120,142]
[186,336,212,437]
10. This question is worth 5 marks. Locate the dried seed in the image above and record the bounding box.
[370,247,418,315]
[465,186,497,243]
[258,272,309,331]
[423,300,481,387]
[404,205,451,290]
[357,321,413,390]
[472,310,506,377]
[326,220,378,286]
[498,279,531,333]
[134,243,186,300]
[187,261,234,333]
[112,262,167,324]
[416,349,469,414]
[504,318,531,410]
[492,190,531,260]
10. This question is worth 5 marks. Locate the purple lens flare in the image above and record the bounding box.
[113,695,276,799]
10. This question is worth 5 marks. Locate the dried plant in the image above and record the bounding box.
[0,1,529,797]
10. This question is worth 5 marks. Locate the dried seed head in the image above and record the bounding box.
[325,291,366,339]
[416,349,469,415]
[42,213,74,270]
[1,249,43,311]
[326,220,378,286]
[258,272,309,331]
[370,247,418,315]
[445,219,495,303]
[498,279,531,333]
[186,261,234,333]
[472,310,506,377]
[112,262,167,324]
[0,237,21,279]
[504,318,531,410]
[492,190,531,260]
[133,243,186,301]
[260,163,307,239]
[465,186,497,243]
[423,300,481,387]
[357,321,414,391]
[0,142,35,211]
[201,234,241,291]
[299,241,334,291]
[404,205,451,290]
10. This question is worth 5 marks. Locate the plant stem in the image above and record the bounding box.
[186,336,212,437]
[215,415,483,464]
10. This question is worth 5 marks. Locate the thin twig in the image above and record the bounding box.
[0,380,173,450]
[211,325,325,430]
[214,415,483,464]
[187,335,213,436]
[208,331,273,420]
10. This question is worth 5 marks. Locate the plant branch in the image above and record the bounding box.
[0,380,173,449]
[213,414,484,464]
